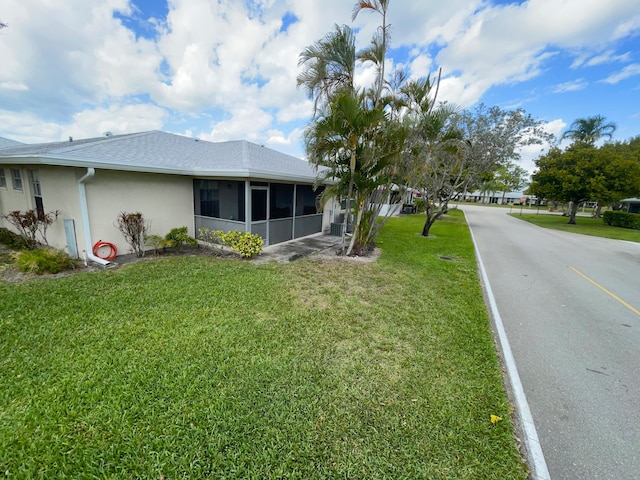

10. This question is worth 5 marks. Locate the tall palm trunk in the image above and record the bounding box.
[342,149,357,252]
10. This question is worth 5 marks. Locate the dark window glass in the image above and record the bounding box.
[195,179,220,217]
[194,179,245,221]
[11,169,22,191]
[270,183,294,219]
[252,189,267,221]
[0,168,6,188]
[296,184,323,216]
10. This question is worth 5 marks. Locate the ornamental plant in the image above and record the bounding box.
[198,228,263,258]
[116,211,148,257]
[12,248,75,274]
[2,209,60,248]
[165,227,197,252]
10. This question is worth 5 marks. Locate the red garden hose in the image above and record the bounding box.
[93,240,117,261]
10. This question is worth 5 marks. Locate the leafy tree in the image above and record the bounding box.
[454,104,553,191]
[401,100,466,236]
[530,143,640,224]
[404,103,551,236]
[561,115,617,146]
[495,163,529,203]
[593,138,640,214]
[530,146,590,224]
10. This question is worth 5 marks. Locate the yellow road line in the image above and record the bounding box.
[570,266,640,317]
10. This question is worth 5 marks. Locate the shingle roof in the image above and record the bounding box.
[0,131,323,183]
[0,137,24,150]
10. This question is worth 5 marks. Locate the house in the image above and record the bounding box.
[620,198,640,214]
[0,131,334,263]
[461,190,532,205]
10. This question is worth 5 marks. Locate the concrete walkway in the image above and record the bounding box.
[252,233,343,264]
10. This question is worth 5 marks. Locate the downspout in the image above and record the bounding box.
[78,168,112,266]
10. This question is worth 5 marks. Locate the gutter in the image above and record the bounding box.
[77,168,112,266]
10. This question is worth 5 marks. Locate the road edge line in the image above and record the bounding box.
[466,212,551,480]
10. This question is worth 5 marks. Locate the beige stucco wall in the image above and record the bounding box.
[0,165,40,211]
[1,164,194,259]
[79,169,194,258]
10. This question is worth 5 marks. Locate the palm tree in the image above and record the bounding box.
[297,24,357,117]
[299,1,407,256]
[561,115,617,146]
[352,0,389,104]
[304,88,388,255]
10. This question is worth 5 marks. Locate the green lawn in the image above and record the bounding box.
[510,212,640,242]
[0,212,527,479]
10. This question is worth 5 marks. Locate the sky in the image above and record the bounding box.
[1,0,639,172]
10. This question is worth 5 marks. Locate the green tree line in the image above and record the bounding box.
[530,116,640,224]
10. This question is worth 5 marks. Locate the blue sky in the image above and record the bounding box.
[1,0,639,171]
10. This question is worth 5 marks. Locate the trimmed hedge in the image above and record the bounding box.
[603,210,640,229]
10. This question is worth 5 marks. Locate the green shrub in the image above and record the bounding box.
[12,248,75,274]
[144,234,169,255]
[198,228,264,258]
[165,227,198,252]
[603,210,640,229]
[0,228,28,249]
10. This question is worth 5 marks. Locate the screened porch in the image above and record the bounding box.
[193,179,325,246]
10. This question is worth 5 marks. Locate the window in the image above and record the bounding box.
[11,169,22,191]
[193,179,245,221]
[296,184,323,216]
[0,168,6,188]
[270,183,294,219]
[30,170,44,216]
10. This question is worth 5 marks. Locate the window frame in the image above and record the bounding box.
[11,168,22,191]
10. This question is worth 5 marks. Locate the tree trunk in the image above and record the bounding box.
[567,201,579,224]
[594,203,602,218]
[421,211,442,237]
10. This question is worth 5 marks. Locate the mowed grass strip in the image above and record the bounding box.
[510,212,640,242]
[0,211,527,479]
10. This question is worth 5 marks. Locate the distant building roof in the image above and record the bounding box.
[0,130,322,183]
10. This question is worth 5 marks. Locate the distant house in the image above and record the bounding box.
[620,198,640,214]
[0,131,333,262]
[462,190,532,205]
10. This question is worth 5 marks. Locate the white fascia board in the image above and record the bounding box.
[1,154,330,184]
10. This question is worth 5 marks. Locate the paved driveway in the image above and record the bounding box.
[463,205,640,480]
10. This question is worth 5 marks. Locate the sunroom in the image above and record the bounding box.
[193,179,325,246]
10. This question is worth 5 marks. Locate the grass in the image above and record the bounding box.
[0,212,527,479]
[510,212,640,242]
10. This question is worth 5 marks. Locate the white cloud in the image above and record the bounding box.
[1,0,639,157]
[601,63,640,84]
[519,119,566,173]
[612,14,640,40]
[571,49,631,69]
[68,103,168,139]
[0,81,28,91]
[0,110,65,144]
[202,105,273,143]
[552,79,588,93]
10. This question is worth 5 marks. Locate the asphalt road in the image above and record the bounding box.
[463,205,640,480]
